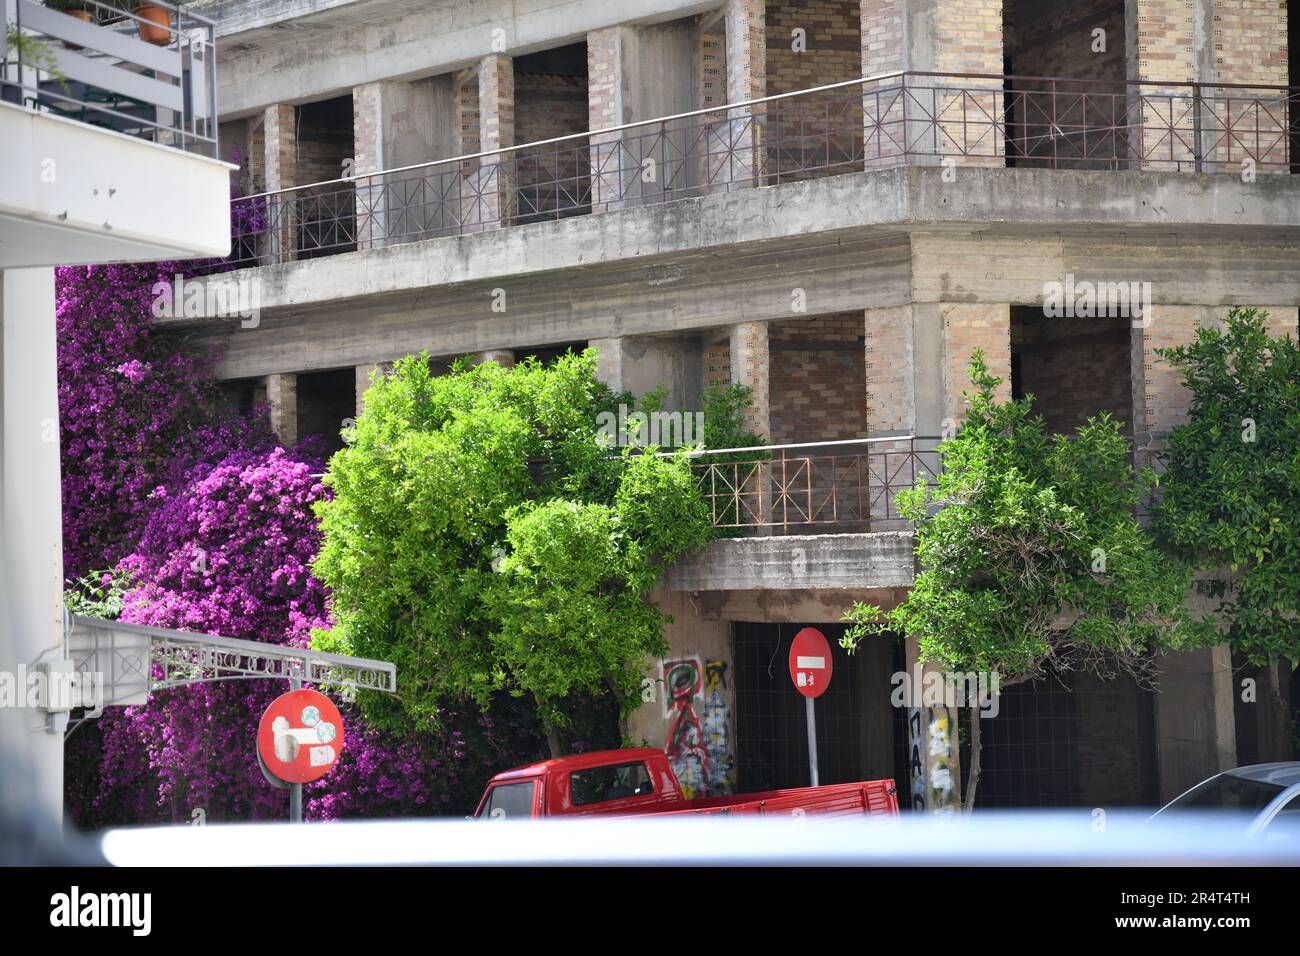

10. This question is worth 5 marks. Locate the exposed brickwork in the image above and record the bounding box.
[1215,0,1288,85]
[1136,305,1300,435]
[477,54,516,223]
[766,1,861,96]
[587,28,620,129]
[1132,0,1197,84]
[861,0,905,75]
[944,303,1011,424]
[1011,311,1134,436]
[769,312,867,444]
[705,343,732,386]
[726,0,767,102]
[934,0,1005,74]
[1073,672,1150,806]
[294,97,354,187]
[729,321,771,439]
[697,23,726,112]
[865,305,914,435]
[263,104,298,192]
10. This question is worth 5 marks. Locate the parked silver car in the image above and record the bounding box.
[1155,762,1300,838]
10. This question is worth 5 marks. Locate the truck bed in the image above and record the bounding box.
[648,780,898,818]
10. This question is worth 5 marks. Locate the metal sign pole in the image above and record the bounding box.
[805,695,819,788]
[289,670,302,824]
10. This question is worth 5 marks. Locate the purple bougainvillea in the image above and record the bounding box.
[60,259,544,828]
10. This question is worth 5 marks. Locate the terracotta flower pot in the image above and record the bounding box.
[134,3,174,46]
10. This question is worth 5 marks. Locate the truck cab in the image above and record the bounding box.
[475,748,684,819]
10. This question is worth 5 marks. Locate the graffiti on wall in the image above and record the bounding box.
[660,657,734,798]
[909,704,960,813]
[702,659,734,795]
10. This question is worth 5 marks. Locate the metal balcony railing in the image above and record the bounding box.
[1,0,217,157]
[207,70,1297,272]
[690,432,1169,535]
[688,436,943,535]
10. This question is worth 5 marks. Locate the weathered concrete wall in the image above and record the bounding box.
[591,333,704,414]
[659,531,916,592]
[1155,644,1237,802]
[209,0,720,119]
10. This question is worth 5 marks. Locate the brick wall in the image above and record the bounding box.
[1215,0,1288,85]
[1073,673,1152,807]
[766,1,861,96]
[769,312,866,443]
[865,305,914,435]
[944,303,1012,424]
[517,71,589,219]
[861,0,905,75]
[1135,305,1300,435]
[729,322,771,438]
[934,0,1005,74]
[1012,311,1134,436]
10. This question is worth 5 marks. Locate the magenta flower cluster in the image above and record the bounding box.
[60,262,544,827]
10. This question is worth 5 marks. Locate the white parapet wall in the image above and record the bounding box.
[0,102,235,268]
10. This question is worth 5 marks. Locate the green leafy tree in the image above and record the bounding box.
[1153,308,1299,755]
[312,350,713,755]
[842,351,1213,809]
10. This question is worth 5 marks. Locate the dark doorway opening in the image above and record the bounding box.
[732,622,896,793]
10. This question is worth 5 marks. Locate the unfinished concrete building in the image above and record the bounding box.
[176,0,1300,810]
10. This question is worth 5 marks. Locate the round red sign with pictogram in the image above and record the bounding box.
[257,689,344,784]
[789,627,833,699]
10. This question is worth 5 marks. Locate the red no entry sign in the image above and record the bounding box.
[789,627,833,699]
[257,689,344,784]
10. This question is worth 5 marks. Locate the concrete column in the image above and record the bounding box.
[587,22,696,210]
[727,322,769,441]
[0,267,65,824]
[591,335,702,418]
[903,636,963,813]
[353,77,460,247]
[263,104,298,262]
[477,53,515,227]
[473,350,515,369]
[860,0,1005,168]
[354,362,392,416]
[265,373,298,446]
[724,0,766,185]
[1155,644,1237,802]
[632,593,735,797]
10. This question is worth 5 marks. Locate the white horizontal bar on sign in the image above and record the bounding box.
[48,46,183,112]
[796,656,826,669]
[18,0,182,77]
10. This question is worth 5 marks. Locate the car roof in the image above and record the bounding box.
[1222,762,1300,788]
[490,748,664,782]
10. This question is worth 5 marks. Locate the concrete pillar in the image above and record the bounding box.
[587,22,696,210]
[265,372,298,446]
[723,0,766,185]
[354,362,392,416]
[477,53,515,227]
[727,322,770,441]
[473,350,515,369]
[591,335,703,418]
[263,104,298,262]
[860,0,1005,168]
[1155,644,1237,802]
[353,76,460,247]
[632,593,735,798]
[0,267,65,824]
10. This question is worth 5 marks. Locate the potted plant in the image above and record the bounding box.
[133,2,182,46]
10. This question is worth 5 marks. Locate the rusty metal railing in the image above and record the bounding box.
[207,70,1296,272]
[688,436,942,535]
[690,431,1171,535]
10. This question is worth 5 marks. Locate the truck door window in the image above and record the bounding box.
[483,781,536,818]
[570,762,655,807]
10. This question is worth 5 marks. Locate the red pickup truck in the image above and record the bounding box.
[473,748,898,819]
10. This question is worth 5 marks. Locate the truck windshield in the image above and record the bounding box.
[481,781,536,818]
